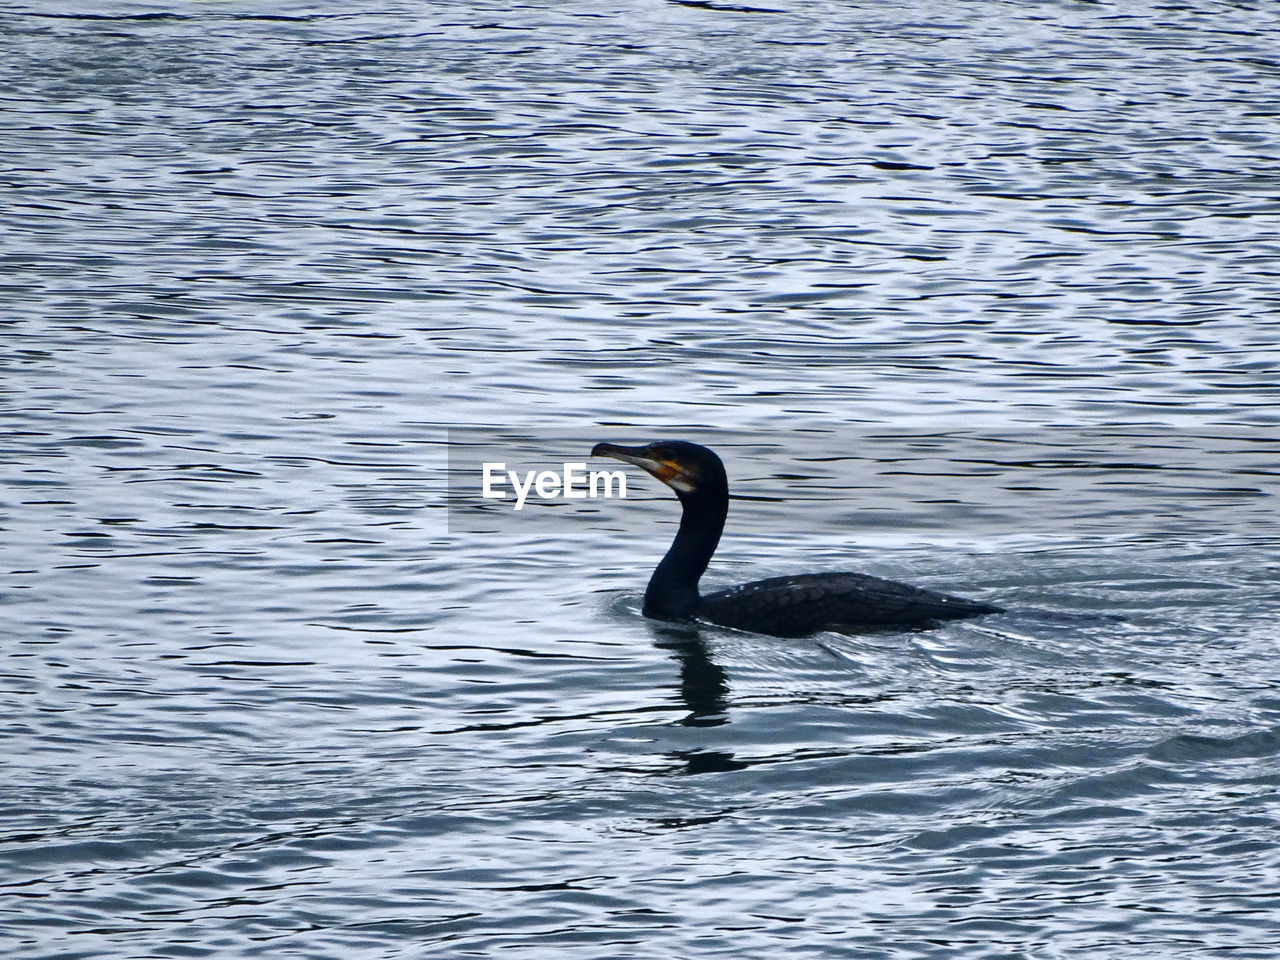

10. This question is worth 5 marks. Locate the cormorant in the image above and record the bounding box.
[591,440,1002,638]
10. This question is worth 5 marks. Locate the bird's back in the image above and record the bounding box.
[697,572,1002,638]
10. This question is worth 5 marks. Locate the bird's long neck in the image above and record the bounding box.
[643,484,727,620]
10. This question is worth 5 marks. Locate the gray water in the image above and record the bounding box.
[3,1,1280,957]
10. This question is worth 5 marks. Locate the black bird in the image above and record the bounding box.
[592,440,1002,638]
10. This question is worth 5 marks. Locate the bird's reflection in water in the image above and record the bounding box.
[670,748,749,775]
[652,624,729,727]
[653,626,748,777]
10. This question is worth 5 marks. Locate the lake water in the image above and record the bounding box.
[3,1,1279,957]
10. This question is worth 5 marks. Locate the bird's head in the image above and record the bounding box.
[590,440,726,498]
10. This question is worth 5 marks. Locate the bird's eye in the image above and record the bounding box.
[654,446,676,461]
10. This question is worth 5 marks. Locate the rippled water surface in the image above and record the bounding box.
[4,1,1280,957]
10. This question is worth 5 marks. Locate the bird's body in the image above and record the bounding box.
[700,572,998,638]
[592,440,1001,638]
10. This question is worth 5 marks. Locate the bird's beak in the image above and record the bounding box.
[591,442,682,488]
